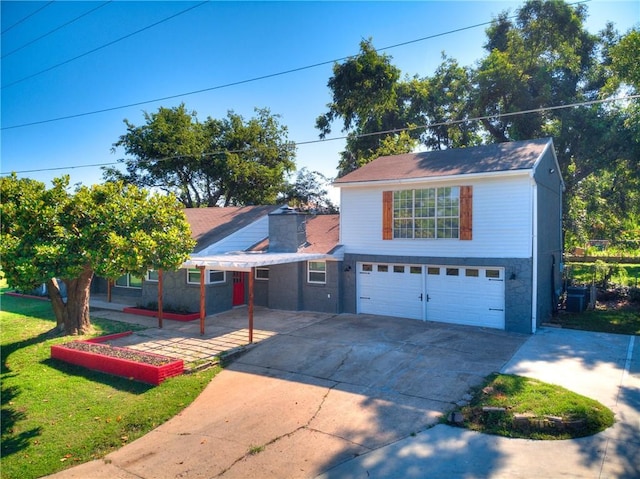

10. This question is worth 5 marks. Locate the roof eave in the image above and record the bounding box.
[333,169,533,188]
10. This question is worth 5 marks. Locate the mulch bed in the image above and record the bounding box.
[61,341,174,366]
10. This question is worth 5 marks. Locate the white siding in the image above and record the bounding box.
[339,176,533,259]
[196,215,269,255]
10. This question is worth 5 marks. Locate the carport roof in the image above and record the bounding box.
[182,252,332,272]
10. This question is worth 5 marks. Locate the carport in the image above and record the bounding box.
[171,252,331,341]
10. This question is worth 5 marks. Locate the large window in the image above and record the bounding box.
[308,261,326,284]
[393,187,459,239]
[187,269,226,285]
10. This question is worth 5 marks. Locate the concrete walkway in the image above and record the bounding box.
[321,328,639,478]
[46,301,639,479]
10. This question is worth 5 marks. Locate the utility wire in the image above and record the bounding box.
[0,0,594,131]
[0,16,516,131]
[2,94,636,176]
[1,1,113,59]
[1,1,208,89]
[1,1,54,34]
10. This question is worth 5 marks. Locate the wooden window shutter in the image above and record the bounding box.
[382,191,393,240]
[460,186,473,240]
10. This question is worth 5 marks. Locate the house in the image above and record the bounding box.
[333,137,564,334]
[93,137,562,335]
[91,205,344,316]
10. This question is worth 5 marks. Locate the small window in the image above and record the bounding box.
[410,266,422,274]
[393,265,405,273]
[465,269,479,277]
[362,264,373,272]
[255,267,269,280]
[377,265,389,272]
[308,261,326,284]
[486,269,501,279]
[427,267,440,275]
[115,273,142,289]
[146,270,159,282]
[446,268,459,276]
[187,268,202,284]
[208,270,225,284]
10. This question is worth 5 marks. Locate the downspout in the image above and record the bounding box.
[531,180,538,334]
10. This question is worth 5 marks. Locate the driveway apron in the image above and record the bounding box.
[45,312,526,479]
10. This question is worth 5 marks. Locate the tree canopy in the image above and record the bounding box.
[105,105,296,207]
[0,175,195,334]
[316,0,639,249]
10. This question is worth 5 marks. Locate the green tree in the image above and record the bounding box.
[105,105,296,207]
[280,168,338,213]
[316,39,419,176]
[0,175,195,335]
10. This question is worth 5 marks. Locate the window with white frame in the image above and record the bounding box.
[115,273,143,288]
[255,267,269,280]
[187,268,226,285]
[146,270,159,282]
[393,187,459,239]
[307,261,326,284]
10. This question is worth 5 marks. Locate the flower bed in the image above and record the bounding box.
[123,307,200,322]
[51,332,184,385]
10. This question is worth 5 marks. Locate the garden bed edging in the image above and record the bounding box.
[51,332,184,385]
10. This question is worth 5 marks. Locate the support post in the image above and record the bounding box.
[249,268,254,343]
[107,279,112,303]
[157,269,163,329]
[199,265,206,335]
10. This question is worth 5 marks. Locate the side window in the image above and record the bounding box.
[308,261,326,284]
[255,267,269,280]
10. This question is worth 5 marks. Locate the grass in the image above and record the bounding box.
[452,374,615,440]
[554,303,640,335]
[0,289,220,479]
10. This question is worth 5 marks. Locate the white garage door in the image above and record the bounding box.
[357,263,424,320]
[357,263,505,329]
[425,266,505,329]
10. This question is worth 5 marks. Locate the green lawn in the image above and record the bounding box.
[564,262,640,288]
[452,373,615,440]
[0,291,219,479]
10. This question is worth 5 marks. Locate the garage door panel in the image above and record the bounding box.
[426,266,504,329]
[358,264,423,320]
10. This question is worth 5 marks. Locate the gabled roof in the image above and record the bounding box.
[184,206,276,253]
[334,138,553,185]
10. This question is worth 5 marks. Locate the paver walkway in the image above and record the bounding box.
[90,298,333,369]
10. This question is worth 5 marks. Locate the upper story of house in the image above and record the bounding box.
[333,138,563,260]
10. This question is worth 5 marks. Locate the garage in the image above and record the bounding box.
[357,263,505,329]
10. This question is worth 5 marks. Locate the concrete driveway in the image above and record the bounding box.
[46,312,526,478]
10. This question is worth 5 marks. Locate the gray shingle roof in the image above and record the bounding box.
[184,206,277,253]
[334,138,552,185]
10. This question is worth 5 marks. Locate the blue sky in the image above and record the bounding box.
[2,0,638,201]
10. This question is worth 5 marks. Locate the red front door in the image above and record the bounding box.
[232,272,245,306]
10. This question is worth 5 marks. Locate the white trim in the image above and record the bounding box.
[184,252,332,272]
[333,169,531,189]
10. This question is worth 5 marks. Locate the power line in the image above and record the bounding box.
[1,1,54,34]
[1,1,113,60]
[1,1,208,89]
[0,0,595,131]
[0,17,511,131]
[2,94,636,176]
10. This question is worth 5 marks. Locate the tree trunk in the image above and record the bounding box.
[47,266,94,335]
